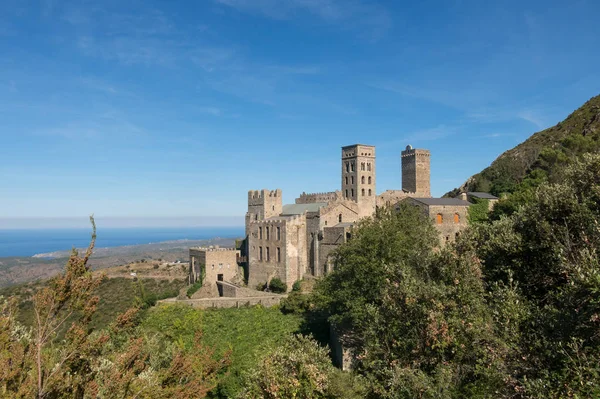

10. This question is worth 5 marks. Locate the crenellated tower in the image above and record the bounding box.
[401,145,431,197]
[246,189,282,228]
[341,144,376,218]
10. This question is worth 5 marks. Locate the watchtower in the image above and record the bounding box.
[246,189,282,234]
[341,144,376,217]
[401,145,431,197]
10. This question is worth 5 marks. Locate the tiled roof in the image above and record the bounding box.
[467,192,499,200]
[409,197,471,206]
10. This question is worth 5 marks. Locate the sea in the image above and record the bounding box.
[0,227,245,258]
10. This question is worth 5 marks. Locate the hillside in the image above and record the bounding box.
[0,237,235,288]
[447,94,600,197]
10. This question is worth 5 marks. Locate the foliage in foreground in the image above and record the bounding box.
[238,334,366,399]
[141,304,303,398]
[314,154,600,398]
[0,218,228,398]
[315,204,510,398]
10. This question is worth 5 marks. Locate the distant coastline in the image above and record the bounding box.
[31,236,240,259]
[0,226,244,258]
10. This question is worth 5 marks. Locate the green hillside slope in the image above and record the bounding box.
[447,94,600,197]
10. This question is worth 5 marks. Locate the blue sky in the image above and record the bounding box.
[1,0,599,226]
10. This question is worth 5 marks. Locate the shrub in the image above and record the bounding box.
[268,278,287,293]
[153,264,160,269]
[280,291,312,314]
[187,281,203,298]
[292,280,302,292]
[255,282,267,291]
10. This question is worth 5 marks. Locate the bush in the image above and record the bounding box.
[255,282,267,291]
[268,278,287,293]
[280,292,312,314]
[186,281,203,298]
[153,264,160,269]
[292,280,302,292]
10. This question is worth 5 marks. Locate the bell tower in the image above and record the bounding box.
[401,145,431,197]
[341,144,376,218]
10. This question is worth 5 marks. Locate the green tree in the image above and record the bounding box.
[315,204,511,397]
[461,154,600,397]
[238,334,366,399]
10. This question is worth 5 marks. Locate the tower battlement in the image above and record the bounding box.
[401,145,431,197]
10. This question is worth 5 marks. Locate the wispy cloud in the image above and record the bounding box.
[214,0,391,40]
[517,109,547,129]
[197,106,222,116]
[33,115,146,141]
[379,124,460,150]
[480,132,517,139]
[77,77,136,97]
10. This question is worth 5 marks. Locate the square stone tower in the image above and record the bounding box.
[401,145,431,197]
[341,144,376,218]
[246,189,282,234]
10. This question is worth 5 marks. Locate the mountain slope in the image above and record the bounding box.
[447,94,600,197]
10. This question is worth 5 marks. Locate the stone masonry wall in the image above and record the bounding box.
[189,247,239,285]
[401,147,431,197]
[319,201,359,228]
[247,218,288,288]
[377,190,410,208]
[247,214,307,291]
[318,225,352,275]
[296,191,342,204]
[427,204,469,245]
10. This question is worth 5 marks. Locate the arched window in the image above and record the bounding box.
[351,162,355,172]
[361,188,365,196]
[368,176,372,184]
[345,162,349,172]
[367,163,371,171]
[436,214,443,224]
[368,189,372,196]
[361,176,365,184]
[453,213,460,224]
[338,214,343,223]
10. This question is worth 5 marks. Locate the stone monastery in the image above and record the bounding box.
[189,144,498,293]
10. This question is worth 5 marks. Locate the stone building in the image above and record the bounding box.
[239,143,470,291]
[189,246,240,285]
[184,143,490,291]
[404,197,471,245]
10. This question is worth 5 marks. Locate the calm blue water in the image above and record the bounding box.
[0,227,244,257]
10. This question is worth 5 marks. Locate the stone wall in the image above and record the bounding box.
[170,295,285,309]
[319,200,359,228]
[427,204,469,245]
[285,215,307,289]
[246,189,282,234]
[377,189,407,208]
[295,191,342,204]
[247,214,307,291]
[318,224,352,275]
[189,247,239,285]
[401,147,431,197]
